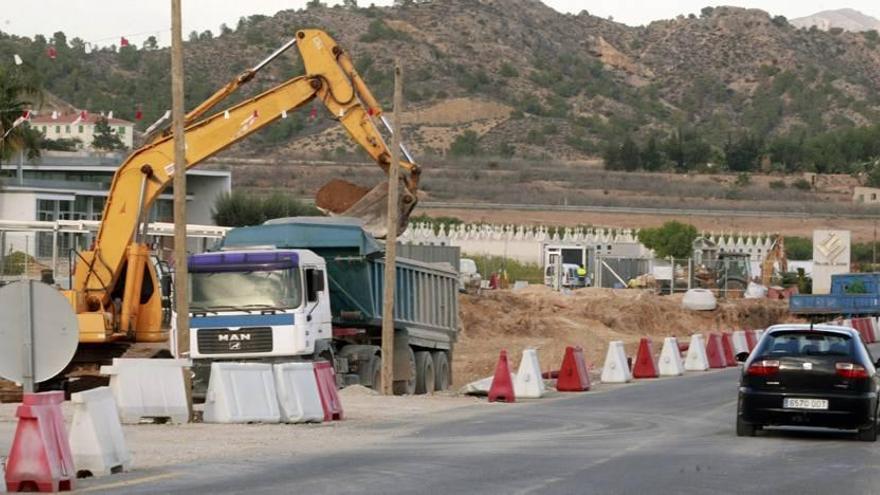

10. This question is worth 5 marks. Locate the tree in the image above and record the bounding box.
[143,36,159,50]
[619,136,641,171]
[0,65,43,169]
[91,117,124,151]
[724,133,762,172]
[449,130,480,156]
[212,191,322,227]
[637,221,698,259]
[640,135,664,171]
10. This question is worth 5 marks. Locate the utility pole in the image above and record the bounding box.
[170,0,191,416]
[381,61,402,396]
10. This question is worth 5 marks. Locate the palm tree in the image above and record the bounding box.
[0,63,43,172]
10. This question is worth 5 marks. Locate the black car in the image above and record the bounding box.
[736,324,880,441]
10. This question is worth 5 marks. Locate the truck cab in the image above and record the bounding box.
[172,249,333,396]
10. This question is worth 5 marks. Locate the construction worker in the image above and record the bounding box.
[577,264,587,287]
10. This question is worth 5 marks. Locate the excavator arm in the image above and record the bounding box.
[70,29,419,343]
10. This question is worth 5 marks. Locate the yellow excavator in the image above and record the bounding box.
[64,29,420,349]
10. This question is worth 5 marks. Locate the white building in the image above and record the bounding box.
[29,112,135,150]
[0,151,230,259]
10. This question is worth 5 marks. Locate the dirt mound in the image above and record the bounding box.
[454,286,795,385]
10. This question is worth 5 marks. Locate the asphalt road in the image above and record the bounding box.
[79,351,880,495]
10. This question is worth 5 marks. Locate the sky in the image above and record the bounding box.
[1,1,879,48]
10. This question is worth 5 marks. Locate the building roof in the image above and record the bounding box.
[29,113,134,126]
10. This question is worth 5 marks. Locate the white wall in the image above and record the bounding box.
[186,174,232,225]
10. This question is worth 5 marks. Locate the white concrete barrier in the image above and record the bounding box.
[752,329,764,346]
[731,331,749,355]
[658,337,684,377]
[684,334,710,371]
[514,349,546,398]
[601,341,632,383]
[273,363,324,423]
[100,358,191,424]
[69,387,131,477]
[203,363,280,424]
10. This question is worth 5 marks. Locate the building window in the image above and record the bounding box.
[118,126,126,135]
[78,125,84,133]
[873,194,877,201]
[55,125,61,133]
[65,125,71,134]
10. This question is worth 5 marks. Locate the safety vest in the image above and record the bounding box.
[577,267,586,276]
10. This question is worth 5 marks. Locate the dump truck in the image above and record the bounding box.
[790,273,880,318]
[175,218,459,398]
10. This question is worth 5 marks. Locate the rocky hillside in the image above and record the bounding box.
[2,0,880,161]
[791,8,880,32]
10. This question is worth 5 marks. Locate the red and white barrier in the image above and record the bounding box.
[556,346,591,391]
[5,392,75,493]
[313,361,344,420]
[632,338,658,379]
[69,387,131,477]
[488,350,516,403]
[731,331,749,355]
[685,334,710,371]
[514,349,546,398]
[658,337,684,376]
[601,341,632,383]
[273,363,324,424]
[204,363,281,424]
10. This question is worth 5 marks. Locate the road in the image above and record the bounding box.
[78,350,880,495]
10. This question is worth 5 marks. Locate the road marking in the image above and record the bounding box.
[75,472,178,493]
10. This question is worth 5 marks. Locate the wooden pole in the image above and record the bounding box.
[381,61,403,396]
[170,0,192,416]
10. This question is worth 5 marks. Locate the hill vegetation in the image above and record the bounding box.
[2,0,880,177]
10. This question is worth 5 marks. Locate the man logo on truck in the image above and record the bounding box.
[217,333,252,342]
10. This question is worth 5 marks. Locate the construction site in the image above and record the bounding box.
[3,1,880,494]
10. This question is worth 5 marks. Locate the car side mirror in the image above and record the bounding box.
[874,358,880,368]
[735,352,750,363]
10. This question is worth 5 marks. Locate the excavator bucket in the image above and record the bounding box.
[315,179,417,239]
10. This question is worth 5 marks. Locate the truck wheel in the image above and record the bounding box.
[433,351,450,391]
[393,346,416,396]
[415,351,435,395]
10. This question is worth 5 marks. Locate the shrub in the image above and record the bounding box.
[212,191,322,227]
[769,180,786,189]
[466,254,543,284]
[792,178,812,191]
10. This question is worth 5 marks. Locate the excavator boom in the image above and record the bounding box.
[71,29,419,344]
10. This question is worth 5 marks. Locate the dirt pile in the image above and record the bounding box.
[454,285,795,385]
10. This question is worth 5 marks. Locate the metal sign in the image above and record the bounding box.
[0,280,78,391]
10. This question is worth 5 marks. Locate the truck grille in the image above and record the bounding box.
[196,327,273,354]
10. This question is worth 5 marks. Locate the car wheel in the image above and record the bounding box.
[736,415,757,437]
[858,411,878,442]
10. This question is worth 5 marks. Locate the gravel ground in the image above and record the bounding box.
[0,386,484,471]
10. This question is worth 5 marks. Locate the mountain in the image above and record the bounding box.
[790,8,880,32]
[2,0,880,163]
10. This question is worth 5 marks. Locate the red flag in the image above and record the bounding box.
[72,110,88,125]
[47,46,57,60]
[120,37,130,47]
[135,107,143,121]
[309,107,317,120]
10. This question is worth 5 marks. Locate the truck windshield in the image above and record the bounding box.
[189,268,302,310]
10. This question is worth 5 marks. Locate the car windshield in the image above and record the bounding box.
[189,268,302,310]
[755,330,854,358]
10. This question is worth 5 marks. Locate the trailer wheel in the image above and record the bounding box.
[432,351,450,391]
[393,346,416,396]
[415,351,435,395]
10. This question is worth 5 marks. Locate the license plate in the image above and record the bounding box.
[783,398,829,410]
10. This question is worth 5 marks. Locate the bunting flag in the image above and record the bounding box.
[51,111,59,120]
[71,110,88,125]
[47,46,57,60]
[120,37,130,47]
[4,110,31,137]
[135,107,143,120]
[223,110,230,120]
[281,110,288,119]
[13,54,22,65]
[107,111,114,119]
[309,106,317,120]
[144,110,171,134]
